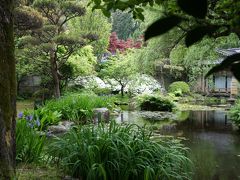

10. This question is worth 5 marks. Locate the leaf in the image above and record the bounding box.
[231,62,240,81]
[177,0,208,19]
[205,53,240,78]
[101,8,111,17]
[144,16,182,41]
[133,10,144,21]
[93,0,101,6]
[185,26,219,47]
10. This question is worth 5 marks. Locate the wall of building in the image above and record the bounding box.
[18,75,41,97]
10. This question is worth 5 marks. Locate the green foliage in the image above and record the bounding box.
[34,108,62,130]
[48,121,192,179]
[101,52,136,80]
[16,119,46,163]
[170,34,240,85]
[128,7,185,78]
[93,88,112,96]
[42,92,113,123]
[17,107,61,131]
[68,45,97,76]
[68,7,111,57]
[138,94,175,112]
[14,5,43,31]
[168,81,190,95]
[229,100,240,128]
[16,0,98,98]
[17,110,41,129]
[100,51,138,96]
[15,46,47,88]
[91,0,240,83]
[32,88,51,104]
[111,10,140,40]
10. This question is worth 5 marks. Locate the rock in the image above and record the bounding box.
[161,124,177,131]
[111,108,121,116]
[138,111,176,121]
[48,121,75,135]
[93,108,110,123]
[48,125,67,134]
[59,121,74,130]
[114,101,128,105]
[63,176,79,180]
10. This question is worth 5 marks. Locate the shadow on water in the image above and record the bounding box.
[115,110,240,180]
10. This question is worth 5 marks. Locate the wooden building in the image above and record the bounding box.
[199,48,240,97]
[18,75,42,96]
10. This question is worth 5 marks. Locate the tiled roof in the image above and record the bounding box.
[216,48,240,56]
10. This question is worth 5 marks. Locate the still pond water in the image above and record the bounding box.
[115,110,240,180]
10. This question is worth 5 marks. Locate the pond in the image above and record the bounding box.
[115,110,240,180]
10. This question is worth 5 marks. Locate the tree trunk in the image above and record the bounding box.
[0,0,16,178]
[50,49,60,98]
[121,85,124,97]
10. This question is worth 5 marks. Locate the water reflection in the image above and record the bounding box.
[115,110,240,180]
[174,111,240,180]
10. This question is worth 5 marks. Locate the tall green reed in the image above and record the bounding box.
[16,119,46,163]
[47,121,192,179]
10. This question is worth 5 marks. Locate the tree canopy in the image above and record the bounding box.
[16,0,99,98]
[90,0,240,81]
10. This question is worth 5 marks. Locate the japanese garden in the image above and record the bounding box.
[1,0,240,179]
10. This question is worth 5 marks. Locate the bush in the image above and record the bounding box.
[138,94,175,112]
[16,118,46,163]
[48,121,192,179]
[229,100,240,128]
[168,81,190,95]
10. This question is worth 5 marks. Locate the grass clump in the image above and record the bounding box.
[48,121,192,180]
[42,92,114,123]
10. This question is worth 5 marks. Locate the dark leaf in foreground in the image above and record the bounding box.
[206,53,240,78]
[185,26,219,47]
[144,16,182,41]
[177,0,208,19]
[231,63,240,82]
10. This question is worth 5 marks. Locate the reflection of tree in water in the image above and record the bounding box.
[177,111,232,132]
[189,142,218,180]
[176,111,190,121]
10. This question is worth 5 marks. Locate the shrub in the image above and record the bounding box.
[168,81,190,95]
[47,121,192,179]
[229,100,240,128]
[138,94,175,112]
[16,118,46,163]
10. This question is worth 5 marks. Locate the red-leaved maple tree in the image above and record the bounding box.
[108,32,142,53]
